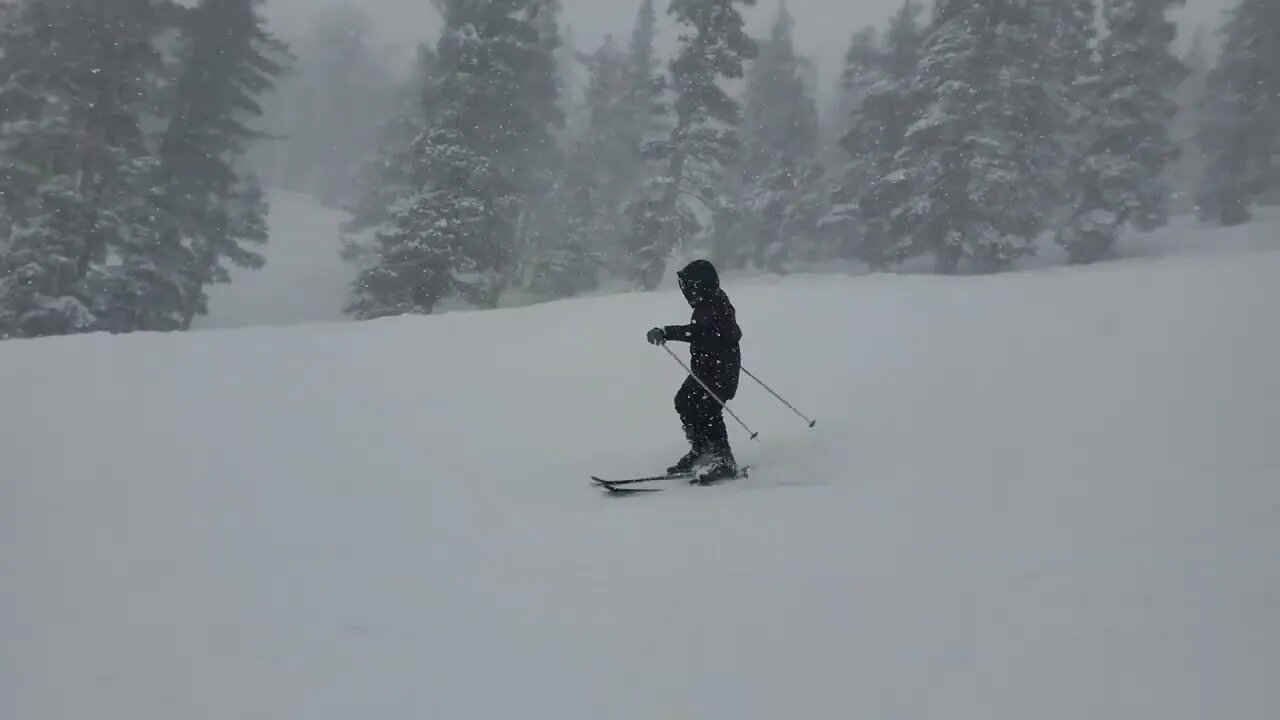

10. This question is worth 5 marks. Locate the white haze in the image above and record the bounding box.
[265,0,1237,93]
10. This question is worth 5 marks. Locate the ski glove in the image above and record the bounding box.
[647,327,666,346]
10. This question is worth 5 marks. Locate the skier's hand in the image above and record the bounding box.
[647,327,666,346]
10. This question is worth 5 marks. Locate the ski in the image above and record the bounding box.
[596,483,666,495]
[592,466,750,494]
[592,471,694,487]
[591,474,688,494]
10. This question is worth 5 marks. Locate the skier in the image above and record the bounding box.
[646,259,742,483]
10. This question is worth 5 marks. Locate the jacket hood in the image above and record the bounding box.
[677,259,720,307]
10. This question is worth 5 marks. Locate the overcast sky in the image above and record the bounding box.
[265,0,1235,91]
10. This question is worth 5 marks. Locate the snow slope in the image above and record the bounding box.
[3,218,1279,719]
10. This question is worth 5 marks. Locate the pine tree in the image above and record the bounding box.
[156,0,287,328]
[347,0,562,318]
[1058,0,1185,264]
[1196,0,1280,225]
[817,27,879,260]
[821,28,878,164]
[0,0,86,336]
[342,45,442,266]
[734,3,821,272]
[557,24,586,141]
[517,35,633,299]
[522,175,603,299]
[512,0,573,296]
[0,0,175,338]
[345,129,517,318]
[626,0,758,290]
[1035,0,1103,221]
[841,26,884,114]
[570,37,636,261]
[880,0,1062,274]
[1,0,27,250]
[567,0,666,277]
[827,0,925,268]
[518,0,567,190]
[626,0,664,129]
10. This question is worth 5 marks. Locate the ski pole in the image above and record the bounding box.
[742,365,816,428]
[663,345,760,441]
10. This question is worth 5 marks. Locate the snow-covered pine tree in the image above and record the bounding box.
[0,0,84,337]
[156,0,287,328]
[574,0,668,277]
[347,0,561,318]
[880,0,1062,274]
[827,0,925,268]
[1,0,25,250]
[345,129,517,318]
[820,28,878,166]
[559,0,668,280]
[483,0,609,301]
[342,44,442,268]
[1196,0,1280,225]
[517,35,633,300]
[517,0,566,189]
[626,0,664,131]
[521,173,602,300]
[1057,0,1184,264]
[840,26,883,120]
[513,0,582,298]
[817,27,880,260]
[567,37,635,262]
[626,0,758,290]
[557,24,586,141]
[1035,0,1102,221]
[532,16,602,300]
[733,3,821,272]
[0,0,174,338]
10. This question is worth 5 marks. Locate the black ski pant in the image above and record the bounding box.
[675,375,734,457]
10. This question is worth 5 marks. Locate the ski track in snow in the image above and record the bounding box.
[2,209,1279,719]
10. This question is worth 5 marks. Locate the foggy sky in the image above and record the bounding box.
[266,0,1235,92]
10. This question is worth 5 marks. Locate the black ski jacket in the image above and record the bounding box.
[664,259,742,397]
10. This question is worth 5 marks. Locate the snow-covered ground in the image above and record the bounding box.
[3,211,1278,719]
[199,190,1280,330]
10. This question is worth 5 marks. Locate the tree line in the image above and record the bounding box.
[342,0,1278,320]
[0,0,288,338]
[1,0,1276,337]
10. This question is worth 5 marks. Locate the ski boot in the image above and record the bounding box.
[667,447,708,475]
[691,453,738,485]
